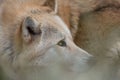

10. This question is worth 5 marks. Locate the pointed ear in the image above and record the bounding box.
[44,0,58,13]
[22,17,41,43]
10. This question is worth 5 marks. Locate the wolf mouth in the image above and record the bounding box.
[94,4,120,12]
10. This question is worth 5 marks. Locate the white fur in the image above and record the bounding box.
[54,0,58,14]
[54,16,71,37]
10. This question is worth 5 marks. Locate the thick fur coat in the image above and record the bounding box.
[0,0,120,80]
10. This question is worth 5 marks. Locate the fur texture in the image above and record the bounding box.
[0,0,94,80]
[0,0,120,80]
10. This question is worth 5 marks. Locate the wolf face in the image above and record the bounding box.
[0,0,95,80]
[14,12,93,79]
[18,12,93,69]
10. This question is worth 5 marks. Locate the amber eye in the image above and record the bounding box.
[57,40,66,47]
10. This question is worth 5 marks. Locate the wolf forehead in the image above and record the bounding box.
[30,8,53,14]
[28,9,71,37]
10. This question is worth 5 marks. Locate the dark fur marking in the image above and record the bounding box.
[31,9,52,15]
[94,4,120,12]
[2,42,15,62]
[31,9,42,14]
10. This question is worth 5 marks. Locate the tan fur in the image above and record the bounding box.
[72,0,120,80]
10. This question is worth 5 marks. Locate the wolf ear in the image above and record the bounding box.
[22,17,41,43]
[44,0,58,14]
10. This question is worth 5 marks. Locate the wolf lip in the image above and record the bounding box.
[94,4,120,12]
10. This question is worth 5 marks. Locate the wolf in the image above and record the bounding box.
[0,0,95,80]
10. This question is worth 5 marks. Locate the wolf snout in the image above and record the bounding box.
[68,47,96,73]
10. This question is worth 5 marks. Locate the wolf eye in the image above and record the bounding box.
[57,40,66,47]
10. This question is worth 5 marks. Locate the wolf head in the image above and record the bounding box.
[0,0,95,80]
